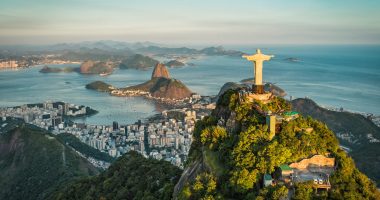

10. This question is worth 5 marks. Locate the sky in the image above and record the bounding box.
[0,0,379,45]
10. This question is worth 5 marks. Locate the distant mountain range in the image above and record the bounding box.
[0,40,245,60]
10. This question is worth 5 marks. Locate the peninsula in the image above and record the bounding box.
[86,63,194,105]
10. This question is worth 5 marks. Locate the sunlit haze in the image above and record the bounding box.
[1,0,379,45]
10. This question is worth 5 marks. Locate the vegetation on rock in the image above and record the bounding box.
[0,123,99,200]
[80,60,113,74]
[178,89,380,199]
[166,60,186,67]
[125,77,192,99]
[52,151,182,200]
[85,81,113,92]
[119,54,159,70]
[292,98,380,185]
[39,65,75,73]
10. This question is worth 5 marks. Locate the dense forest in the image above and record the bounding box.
[179,89,380,199]
[0,124,99,200]
[0,121,182,200]
[119,54,159,70]
[52,151,182,200]
[292,98,380,185]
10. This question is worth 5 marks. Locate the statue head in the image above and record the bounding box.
[256,49,262,54]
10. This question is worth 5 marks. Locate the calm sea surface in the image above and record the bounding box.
[0,45,379,125]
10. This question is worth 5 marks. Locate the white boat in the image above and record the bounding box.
[100,72,110,76]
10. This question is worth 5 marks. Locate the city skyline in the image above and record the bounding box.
[1,0,380,45]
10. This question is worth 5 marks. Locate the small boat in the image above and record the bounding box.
[99,72,110,76]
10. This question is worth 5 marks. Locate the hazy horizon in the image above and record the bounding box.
[1,0,380,45]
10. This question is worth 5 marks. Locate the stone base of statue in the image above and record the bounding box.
[253,84,264,94]
[246,92,273,104]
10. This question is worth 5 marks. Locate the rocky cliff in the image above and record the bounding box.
[124,62,192,100]
[173,88,380,199]
[151,63,171,79]
[125,77,192,100]
[86,64,192,100]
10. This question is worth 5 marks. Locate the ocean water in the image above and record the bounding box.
[0,45,379,125]
[175,45,380,114]
[0,65,157,125]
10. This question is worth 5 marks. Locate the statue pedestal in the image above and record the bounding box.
[246,92,273,104]
[253,84,264,94]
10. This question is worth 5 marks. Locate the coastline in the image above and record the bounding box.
[319,105,380,128]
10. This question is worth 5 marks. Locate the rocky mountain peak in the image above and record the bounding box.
[151,63,170,79]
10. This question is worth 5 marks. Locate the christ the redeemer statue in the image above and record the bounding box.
[243,49,274,94]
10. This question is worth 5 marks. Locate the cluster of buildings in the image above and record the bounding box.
[146,110,196,167]
[110,87,217,112]
[0,98,211,169]
[335,131,357,144]
[0,54,83,69]
[366,133,380,143]
[336,131,379,145]
[0,101,91,130]
[367,114,380,128]
[111,89,150,97]
[59,108,200,169]
[264,154,335,192]
[0,60,18,68]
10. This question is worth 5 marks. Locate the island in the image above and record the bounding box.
[39,65,76,73]
[119,54,159,70]
[80,60,113,75]
[285,57,301,62]
[165,60,186,67]
[85,81,114,92]
[39,60,114,75]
